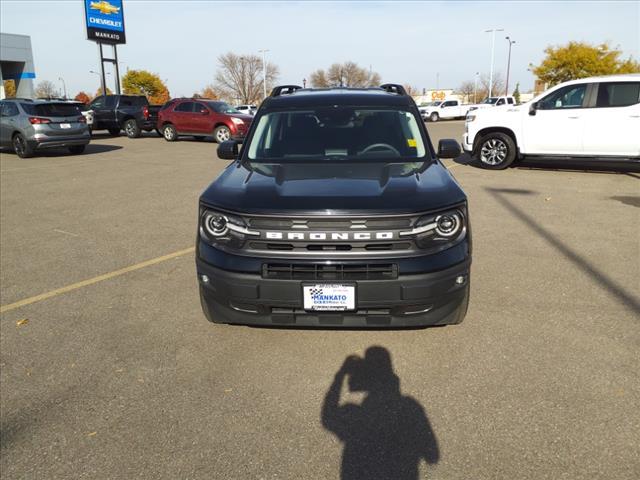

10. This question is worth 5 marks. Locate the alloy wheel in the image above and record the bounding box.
[480,138,508,166]
[216,128,230,142]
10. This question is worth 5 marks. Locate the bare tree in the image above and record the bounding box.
[309,62,381,88]
[35,80,60,99]
[403,84,420,96]
[457,81,475,103]
[214,52,279,104]
[479,72,505,99]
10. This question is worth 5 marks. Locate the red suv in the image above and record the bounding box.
[157,99,253,143]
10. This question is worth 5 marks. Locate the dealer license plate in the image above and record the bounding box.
[303,284,355,311]
[60,123,71,129]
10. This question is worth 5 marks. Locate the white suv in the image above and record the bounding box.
[463,74,640,169]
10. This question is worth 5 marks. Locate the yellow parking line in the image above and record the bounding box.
[0,247,195,314]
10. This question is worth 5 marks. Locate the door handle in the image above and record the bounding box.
[568,116,580,119]
[630,115,640,118]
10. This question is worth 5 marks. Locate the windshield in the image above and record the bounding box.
[247,107,427,162]
[207,102,240,114]
[21,103,81,117]
[481,97,499,104]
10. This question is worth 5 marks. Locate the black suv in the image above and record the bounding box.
[196,84,470,327]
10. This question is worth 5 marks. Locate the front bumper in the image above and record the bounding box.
[196,258,470,328]
[462,133,473,153]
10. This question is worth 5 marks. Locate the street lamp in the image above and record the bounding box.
[505,36,516,96]
[58,77,67,99]
[484,28,504,98]
[258,49,269,100]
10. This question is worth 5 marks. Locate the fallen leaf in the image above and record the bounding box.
[87,431,97,437]
[224,388,233,393]
[544,197,551,201]
[115,368,124,373]
[16,319,29,326]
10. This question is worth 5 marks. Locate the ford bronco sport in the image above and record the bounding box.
[196,84,471,327]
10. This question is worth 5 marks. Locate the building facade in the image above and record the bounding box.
[1,33,36,99]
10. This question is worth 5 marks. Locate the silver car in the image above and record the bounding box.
[0,99,90,158]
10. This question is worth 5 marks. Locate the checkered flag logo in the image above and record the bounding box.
[309,288,323,296]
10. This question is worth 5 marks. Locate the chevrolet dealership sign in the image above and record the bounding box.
[84,0,126,44]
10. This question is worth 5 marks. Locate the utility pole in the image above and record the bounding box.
[484,28,504,97]
[474,72,479,103]
[258,49,269,99]
[58,77,67,99]
[505,36,516,96]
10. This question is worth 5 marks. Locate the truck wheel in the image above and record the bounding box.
[429,112,439,122]
[162,124,177,142]
[124,119,141,138]
[68,145,86,155]
[477,132,516,170]
[13,133,34,158]
[108,128,121,136]
[213,125,231,143]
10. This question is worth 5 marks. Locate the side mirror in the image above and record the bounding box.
[217,140,239,160]
[201,109,209,115]
[529,102,538,116]
[438,139,461,159]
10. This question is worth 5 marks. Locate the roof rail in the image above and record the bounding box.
[380,84,408,96]
[8,97,34,102]
[270,85,303,97]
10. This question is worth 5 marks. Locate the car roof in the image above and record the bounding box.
[5,98,77,105]
[262,87,414,109]
[563,73,640,84]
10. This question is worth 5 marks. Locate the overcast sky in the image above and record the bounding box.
[2,0,639,98]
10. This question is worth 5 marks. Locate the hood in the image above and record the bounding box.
[200,160,466,215]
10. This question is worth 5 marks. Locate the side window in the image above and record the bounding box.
[105,96,117,108]
[90,97,105,109]
[596,82,640,108]
[538,84,587,110]
[507,98,514,104]
[194,102,208,113]
[442,101,457,107]
[496,99,505,105]
[2,103,19,117]
[174,102,194,112]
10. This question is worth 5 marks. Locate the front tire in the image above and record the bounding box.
[429,112,439,122]
[213,125,231,143]
[162,124,177,142]
[124,119,141,138]
[13,133,34,158]
[68,145,86,155]
[476,132,516,170]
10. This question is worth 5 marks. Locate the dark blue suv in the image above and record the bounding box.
[196,84,470,327]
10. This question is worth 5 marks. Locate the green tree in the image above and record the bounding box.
[122,69,170,104]
[95,87,113,97]
[531,41,640,86]
[512,82,521,104]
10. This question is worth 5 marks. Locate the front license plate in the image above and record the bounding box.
[303,284,355,311]
[60,123,71,129]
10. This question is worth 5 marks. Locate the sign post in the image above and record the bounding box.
[84,0,126,95]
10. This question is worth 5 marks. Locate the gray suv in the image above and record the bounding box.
[0,99,90,158]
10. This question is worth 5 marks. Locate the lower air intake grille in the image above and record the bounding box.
[263,263,398,280]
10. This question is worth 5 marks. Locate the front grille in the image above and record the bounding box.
[263,263,398,280]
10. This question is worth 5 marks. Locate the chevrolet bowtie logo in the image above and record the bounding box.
[90,1,120,15]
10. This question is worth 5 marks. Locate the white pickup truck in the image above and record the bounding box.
[463,74,640,169]
[467,96,516,113]
[421,99,471,122]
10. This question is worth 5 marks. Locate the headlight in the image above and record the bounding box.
[230,117,244,125]
[199,207,258,248]
[400,207,467,251]
[465,115,476,122]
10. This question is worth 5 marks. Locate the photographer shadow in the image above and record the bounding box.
[321,347,439,480]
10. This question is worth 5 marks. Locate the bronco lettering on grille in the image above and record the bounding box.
[264,232,394,241]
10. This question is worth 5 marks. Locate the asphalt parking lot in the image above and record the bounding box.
[1,122,639,479]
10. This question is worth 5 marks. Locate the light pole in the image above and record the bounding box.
[484,28,504,98]
[58,77,67,99]
[474,71,479,103]
[258,49,269,100]
[90,70,110,95]
[505,36,516,96]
